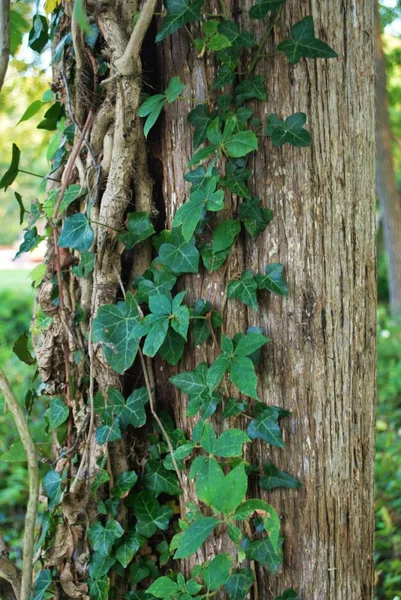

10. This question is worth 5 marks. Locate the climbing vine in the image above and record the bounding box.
[0,1,337,599]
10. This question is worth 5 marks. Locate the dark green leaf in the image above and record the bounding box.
[239,197,273,238]
[247,406,284,447]
[230,356,259,398]
[249,0,286,19]
[46,397,69,429]
[222,398,248,419]
[58,213,94,251]
[143,461,181,496]
[218,21,255,49]
[118,212,155,248]
[158,230,199,274]
[234,332,269,356]
[93,293,140,374]
[211,462,247,515]
[213,65,236,89]
[212,219,241,253]
[203,554,232,591]
[0,144,21,190]
[165,76,186,102]
[255,263,288,296]
[221,167,251,199]
[214,429,250,457]
[224,131,258,158]
[14,192,26,225]
[43,470,62,509]
[275,590,298,600]
[88,576,110,600]
[18,100,45,124]
[32,569,52,600]
[148,577,180,598]
[173,195,205,242]
[277,16,338,64]
[88,553,116,578]
[13,332,35,365]
[224,569,254,600]
[133,491,173,537]
[156,0,204,42]
[200,243,231,271]
[88,518,124,554]
[96,411,122,444]
[113,471,138,498]
[115,533,143,568]
[242,535,282,572]
[28,14,49,53]
[72,251,94,279]
[188,104,217,148]
[174,517,219,558]
[187,144,218,167]
[265,113,311,147]
[15,227,42,260]
[259,461,301,490]
[119,387,148,429]
[235,76,267,105]
[227,270,258,310]
[138,95,165,137]
[159,328,186,365]
[206,354,229,390]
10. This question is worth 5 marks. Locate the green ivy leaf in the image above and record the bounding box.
[159,328,186,365]
[147,576,180,598]
[173,195,205,241]
[213,64,236,89]
[143,460,181,496]
[113,471,138,498]
[247,406,284,447]
[214,429,250,457]
[43,470,62,509]
[235,76,267,106]
[46,397,69,429]
[138,95,165,138]
[206,354,229,390]
[88,575,110,600]
[118,212,155,248]
[115,532,143,568]
[72,251,94,278]
[224,569,254,600]
[12,332,35,365]
[187,144,218,167]
[242,535,283,572]
[1,143,22,190]
[15,227,42,260]
[212,219,241,253]
[234,331,269,356]
[28,14,49,53]
[163,442,195,470]
[133,491,173,537]
[93,293,140,374]
[32,569,52,600]
[188,104,217,148]
[119,387,148,429]
[88,518,124,555]
[224,131,258,158]
[174,516,220,559]
[211,462,248,515]
[88,553,116,578]
[44,184,85,217]
[222,398,248,419]
[259,461,301,491]
[156,0,204,42]
[158,230,199,274]
[277,16,338,64]
[275,590,298,600]
[255,264,288,296]
[265,113,311,147]
[232,499,278,521]
[58,213,94,251]
[230,356,259,398]
[202,554,232,591]
[165,76,186,102]
[218,21,255,49]
[239,197,273,238]
[18,99,45,124]
[221,166,251,199]
[200,243,231,271]
[227,270,258,310]
[96,411,122,445]
[249,0,286,19]
[170,362,209,400]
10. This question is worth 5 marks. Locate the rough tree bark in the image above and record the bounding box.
[26,1,376,599]
[375,3,401,317]
[157,1,376,599]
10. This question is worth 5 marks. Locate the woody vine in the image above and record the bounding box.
[0,1,337,600]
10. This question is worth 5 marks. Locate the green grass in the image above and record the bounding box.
[0,270,34,292]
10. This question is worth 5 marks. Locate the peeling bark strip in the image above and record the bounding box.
[21,0,375,599]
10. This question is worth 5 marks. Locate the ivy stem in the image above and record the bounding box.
[246,8,283,77]
[18,168,61,183]
[89,219,121,233]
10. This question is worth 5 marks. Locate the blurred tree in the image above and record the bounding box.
[376,2,401,316]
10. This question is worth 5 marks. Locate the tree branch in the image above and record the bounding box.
[0,367,39,600]
[0,0,10,93]
[114,0,157,76]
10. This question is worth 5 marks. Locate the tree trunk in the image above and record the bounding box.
[24,1,376,600]
[375,3,401,316]
[158,2,376,598]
